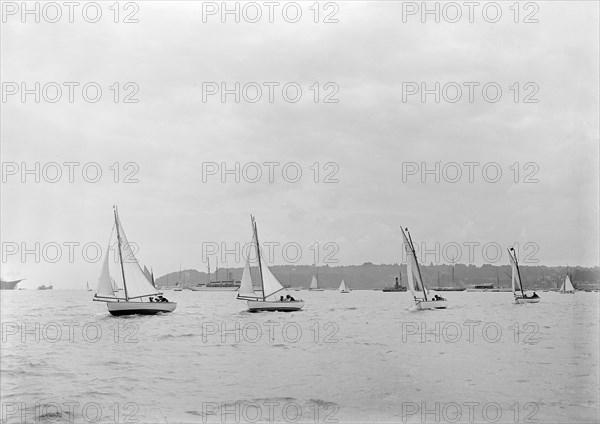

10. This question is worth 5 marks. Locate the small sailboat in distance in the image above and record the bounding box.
[401,227,447,310]
[236,215,304,312]
[93,206,177,316]
[338,279,350,293]
[309,275,324,291]
[86,281,92,292]
[508,247,540,304]
[560,273,575,294]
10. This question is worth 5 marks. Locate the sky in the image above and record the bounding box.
[1,1,598,289]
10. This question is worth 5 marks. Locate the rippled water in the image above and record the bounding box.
[1,290,598,423]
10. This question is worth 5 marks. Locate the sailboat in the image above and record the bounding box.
[401,227,447,310]
[338,279,350,293]
[507,247,540,304]
[174,266,183,291]
[93,206,177,316]
[309,275,324,291]
[86,281,92,292]
[560,274,575,294]
[236,215,304,312]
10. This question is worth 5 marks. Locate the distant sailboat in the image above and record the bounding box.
[175,266,183,291]
[236,215,304,312]
[86,281,92,292]
[401,227,447,310]
[309,275,324,291]
[560,274,575,294]
[338,280,350,293]
[508,247,540,304]
[93,206,177,316]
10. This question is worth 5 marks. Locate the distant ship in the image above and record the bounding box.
[430,264,465,291]
[466,283,496,292]
[0,278,24,290]
[188,280,241,291]
[37,284,53,290]
[382,277,407,292]
[188,258,241,291]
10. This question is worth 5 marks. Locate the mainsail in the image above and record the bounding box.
[508,248,524,296]
[310,276,319,289]
[95,208,160,301]
[338,280,348,292]
[401,227,428,300]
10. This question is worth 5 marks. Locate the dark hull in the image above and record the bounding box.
[106,301,177,316]
[109,309,173,316]
[382,287,407,292]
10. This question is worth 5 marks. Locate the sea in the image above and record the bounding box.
[1,290,598,424]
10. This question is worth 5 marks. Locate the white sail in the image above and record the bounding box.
[238,256,258,298]
[116,214,160,299]
[401,228,426,299]
[560,275,575,292]
[310,275,319,289]
[508,250,523,294]
[260,252,286,300]
[96,211,160,300]
[338,280,349,292]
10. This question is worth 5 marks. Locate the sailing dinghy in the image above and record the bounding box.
[236,216,304,312]
[309,275,324,291]
[338,280,350,293]
[508,247,540,304]
[93,206,177,315]
[401,227,447,310]
[560,274,575,294]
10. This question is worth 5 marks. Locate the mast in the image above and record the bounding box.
[406,228,428,301]
[510,248,525,296]
[207,257,211,284]
[252,216,266,301]
[451,256,455,286]
[496,268,499,289]
[113,206,129,301]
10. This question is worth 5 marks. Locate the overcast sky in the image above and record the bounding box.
[1,1,598,288]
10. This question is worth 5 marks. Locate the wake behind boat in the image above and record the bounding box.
[508,247,540,304]
[236,215,304,312]
[93,206,176,316]
[401,227,447,310]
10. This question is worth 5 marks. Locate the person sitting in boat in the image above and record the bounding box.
[287,294,296,302]
[280,296,285,302]
[161,296,169,303]
[149,297,154,302]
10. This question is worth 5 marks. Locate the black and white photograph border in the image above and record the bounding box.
[1,1,598,423]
